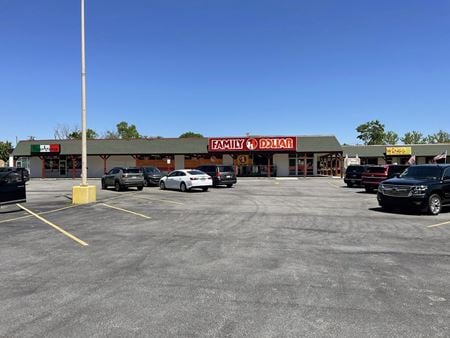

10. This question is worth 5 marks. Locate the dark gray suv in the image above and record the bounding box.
[101,167,144,191]
[196,165,237,187]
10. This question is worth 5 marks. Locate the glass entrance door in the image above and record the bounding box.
[59,160,66,176]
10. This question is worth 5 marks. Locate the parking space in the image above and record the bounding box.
[0,178,449,336]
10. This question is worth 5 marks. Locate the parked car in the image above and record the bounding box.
[344,164,369,187]
[0,167,29,182]
[0,171,26,205]
[377,164,450,215]
[140,166,163,187]
[101,167,144,191]
[195,165,237,187]
[361,164,409,192]
[159,169,212,192]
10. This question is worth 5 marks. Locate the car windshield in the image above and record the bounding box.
[0,168,12,172]
[399,166,441,180]
[123,168,141,173]
[218,166,234,172]
[346,166,364,173]
[144,167,160,174]
[187,170,206,175]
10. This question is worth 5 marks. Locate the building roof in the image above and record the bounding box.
[12,136,343,156]
[342,144,450,157]
[12,138,210,156]
[296,135,342,152]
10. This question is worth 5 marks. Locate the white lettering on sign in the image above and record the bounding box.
[40,145,50,152]
[259,138,294,150]
[210,138,245,151]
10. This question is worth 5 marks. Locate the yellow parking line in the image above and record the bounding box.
[0,204,77,224]
[16,204,88,246]
[327,181,341,188]
[99,203,151,219]
[427,220,450,228]
[133,195,185,205]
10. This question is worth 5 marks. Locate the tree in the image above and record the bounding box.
[401,131,425,144]
[179,131,204,138]
[426,130,450,144]
[356,120,386,145]
[103,130,120,139]
[54,124,98,139]
[68,128,98,139]
[116,121,141,139]
[0,141,13,162]
[54,124,73,139]
[383,131,399,145]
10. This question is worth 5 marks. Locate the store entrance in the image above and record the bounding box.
[237,153,276,177]
[289,153,314,176]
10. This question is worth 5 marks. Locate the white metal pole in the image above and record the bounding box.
[80,0,87,186]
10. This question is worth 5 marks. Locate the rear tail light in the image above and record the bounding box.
[190,177,198,180]
[216,171,221,179]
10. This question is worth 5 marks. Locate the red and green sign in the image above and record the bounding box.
[209,137,297,152]
[31,144,60,153]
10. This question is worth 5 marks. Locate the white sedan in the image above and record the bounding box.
[159,169,213,192]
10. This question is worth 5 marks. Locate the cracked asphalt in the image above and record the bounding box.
[0,177,449,337]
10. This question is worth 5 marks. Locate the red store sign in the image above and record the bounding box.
[209,137,297,152]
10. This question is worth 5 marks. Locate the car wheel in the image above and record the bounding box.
[202,187,208,192]
[143,179,149,187]
[180,182,187,192]
[226,184,233,188]
[160,181,166,190]
[115,181,121,192]
[137,185,143,191]
[347,183,353,187]
[101,180,106,190]
[428,194,442,215]
[365,186,373,193]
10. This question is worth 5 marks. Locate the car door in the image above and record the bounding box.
[442,168,450,201]
[166,171,179,189]
[105,168,117,186]
[0,172,26,206]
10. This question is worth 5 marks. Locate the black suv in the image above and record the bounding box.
[196,165,237,187]
[377,164,450,215]
[141,166,163,187]
[344,164,368,187]
[0,167,30,182]
[101,167,144,191]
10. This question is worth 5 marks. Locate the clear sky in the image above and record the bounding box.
[1,0,449,145]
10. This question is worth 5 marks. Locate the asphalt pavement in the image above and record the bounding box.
[0,177,449,337]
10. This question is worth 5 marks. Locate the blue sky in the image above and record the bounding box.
[1,0,449,145]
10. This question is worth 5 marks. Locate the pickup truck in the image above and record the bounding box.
[377,164,450,215]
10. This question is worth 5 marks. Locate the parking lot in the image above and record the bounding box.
[1,177,449,337]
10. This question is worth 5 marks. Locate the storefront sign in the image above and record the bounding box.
[209,137,296,152]
[31,144,60,154]
[237,155,249,165]
[386,146,412,156]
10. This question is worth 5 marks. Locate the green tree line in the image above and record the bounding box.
[356,120,450,145]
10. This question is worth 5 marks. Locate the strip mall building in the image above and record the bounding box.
[10,136,450,179]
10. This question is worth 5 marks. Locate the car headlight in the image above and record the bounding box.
[411,185,427,196]
[378,184,384,193]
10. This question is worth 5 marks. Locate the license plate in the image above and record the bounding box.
[226,175,231,178]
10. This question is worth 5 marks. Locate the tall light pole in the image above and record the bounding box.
[72,0,95,204]
[80,0,87,186]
